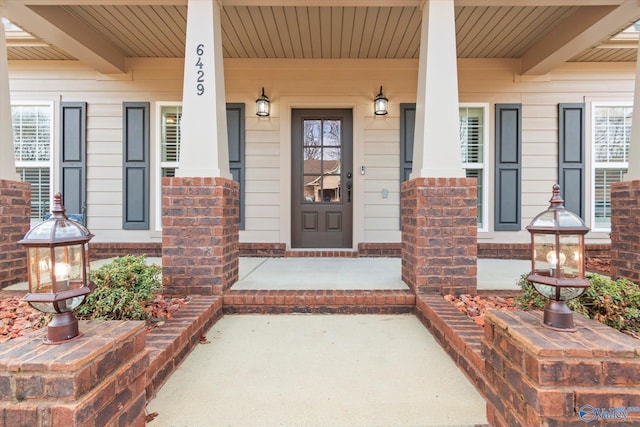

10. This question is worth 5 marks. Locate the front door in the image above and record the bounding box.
[291,109,353,248]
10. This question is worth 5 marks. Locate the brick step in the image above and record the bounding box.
[222,289,416,314]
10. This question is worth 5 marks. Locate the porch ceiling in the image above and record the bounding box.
[2,1,639,74]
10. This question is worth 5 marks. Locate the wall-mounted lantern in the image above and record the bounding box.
[374,86,388,116]
[256,87,270,117]
[526,184,590,332]
[19,192,94,344]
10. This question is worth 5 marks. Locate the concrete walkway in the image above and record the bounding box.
[146,314,488,427]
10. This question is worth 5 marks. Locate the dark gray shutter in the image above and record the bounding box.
[60,102,87,224]
[227,103,245,229]
[495,104,521,231]
[400,103,415,182]
[558,103,585,219]
[122,102,150,230]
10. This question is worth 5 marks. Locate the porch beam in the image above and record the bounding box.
[3,2,125,74]
[411,0,463,179]
[7,0,627,6]
[520,0,640,75]
[0,25,18,181]
[176,0,231,178]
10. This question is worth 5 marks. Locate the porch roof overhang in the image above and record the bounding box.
[1,0,639,75]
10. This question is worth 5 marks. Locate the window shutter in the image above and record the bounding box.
[494,104,521,231]
[226,103,245,229]
[558,103,585,219]
[60,102,87,224]
[122,102,150,230]
[400,103,415,182]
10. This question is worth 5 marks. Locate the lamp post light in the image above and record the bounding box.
[19,192,94,344]
[526,184,590,332]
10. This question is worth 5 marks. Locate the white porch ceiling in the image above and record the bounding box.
[2,1,639,73]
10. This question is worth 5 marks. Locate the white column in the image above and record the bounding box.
[0,22,19,181]
[410,0,463,179]
[176,0,230,178]
[626,35,640,181]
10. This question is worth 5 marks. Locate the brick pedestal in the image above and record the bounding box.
[483,310,640,427]
[162,177,239,296]
[0,321,148,427]
[401,177,477,295]
[610,180,640,283]
[0,180,30,289]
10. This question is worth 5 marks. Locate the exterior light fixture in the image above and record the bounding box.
[256,87,270,117]
[374,86,388,116]
[19,192,94,344]
[526,184,590,332]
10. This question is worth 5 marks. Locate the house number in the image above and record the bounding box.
[195,44,205,96]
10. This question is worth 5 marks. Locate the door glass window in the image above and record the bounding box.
[302,119,342,203]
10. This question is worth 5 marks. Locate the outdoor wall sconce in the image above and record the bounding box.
[256,87,270,117]
[19,192,94,344]
[374,86,388,116]
[526,184,590,332]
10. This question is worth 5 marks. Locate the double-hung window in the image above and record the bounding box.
[460,105,488,230]
[12,104,52,222]
[592,105,631,230]
[160,104,182,178]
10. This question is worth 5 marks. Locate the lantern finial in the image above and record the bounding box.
[50,192,68,219]
[549,184,564,209]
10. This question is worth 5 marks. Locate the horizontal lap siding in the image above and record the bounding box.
[7,57,637,245]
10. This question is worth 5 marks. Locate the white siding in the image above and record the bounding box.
[8,57,636,246]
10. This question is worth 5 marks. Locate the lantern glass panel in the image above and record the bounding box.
[558,235,583,278]
[29,247,52,293]
[558,210,585,227]
[533,234,556,275]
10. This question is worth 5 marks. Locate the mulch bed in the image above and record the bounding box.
[0,294,189,343]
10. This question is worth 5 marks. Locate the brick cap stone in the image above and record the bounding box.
[485,310,640,358]
[0,320,146,372]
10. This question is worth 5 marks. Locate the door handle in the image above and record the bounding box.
[346,181,352,202]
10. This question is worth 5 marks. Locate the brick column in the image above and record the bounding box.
[401,177,477,295]
[483,310,640,427]
[0,180,30,289]
[162,177,239,296]
[610,180,640,283]
[0,321,148,427]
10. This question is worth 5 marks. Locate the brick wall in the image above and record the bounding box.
[610,180,640,283]
[401,177,478,295]
[0,321,148,427]
[483,310,640,427]
[0,180,30,289]
[161,177,239,296]
[479,243,611,261]
[89,242,162,260]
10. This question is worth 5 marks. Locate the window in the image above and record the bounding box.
[460,105,488,230]
[160,105,182,178]
[592,105,631,230]
[155,103,245,230]
[12,104,52,221]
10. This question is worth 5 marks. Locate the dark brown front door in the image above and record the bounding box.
[292,109,353,248]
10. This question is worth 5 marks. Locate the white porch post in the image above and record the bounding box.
[411,0,463,179]
[0,23,18,181]
[177,0,230,178]
[626,35,640,180]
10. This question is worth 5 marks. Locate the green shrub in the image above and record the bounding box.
[516,273,640,333]
[75,255,162,321]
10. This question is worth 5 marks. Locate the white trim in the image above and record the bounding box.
[154,101,182,232]
[10,101,54,217]
[590,101,632,232]
[460,102,490,233]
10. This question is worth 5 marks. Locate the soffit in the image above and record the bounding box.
[4,4,638,62]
